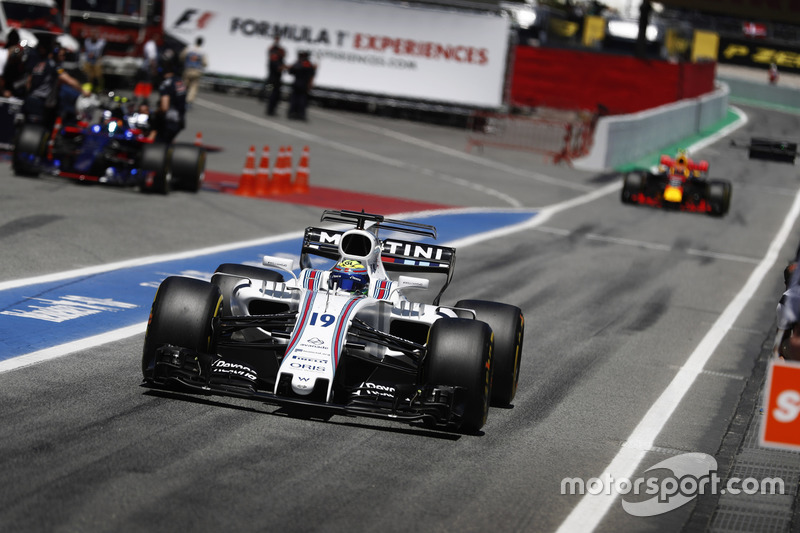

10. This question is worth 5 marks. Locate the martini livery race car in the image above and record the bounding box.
[142,210,525,433]
[12,98,205,194]
[621,151,732,216]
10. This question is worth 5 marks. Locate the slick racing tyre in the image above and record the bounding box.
[13,124,48,177]
[621,171,645,204]
[426,318,493,433]
[170,144,206,192]
[456,300,524,407]
[140,143,171,195]
[142,276,222,380]
[211,264,284,343]
[706,180,732,217]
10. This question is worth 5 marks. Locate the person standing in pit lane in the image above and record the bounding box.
[287,50,316,121]
[81,28,106,93]
[265,35,286,116]
[2,30,28,99]
[147,55,187,144]
[180,36,207,109]
[23,37,89,130]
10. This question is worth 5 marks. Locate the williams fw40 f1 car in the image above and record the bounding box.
[12,95,205,194]
[621,151,732,216]
[142,210,525,433]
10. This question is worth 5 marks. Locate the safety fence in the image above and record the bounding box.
[466,111,597,164]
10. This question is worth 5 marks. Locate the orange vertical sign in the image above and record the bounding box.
[761,359,800,451]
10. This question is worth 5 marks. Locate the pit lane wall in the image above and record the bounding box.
[573,82,729,172]
[164,0,509,108]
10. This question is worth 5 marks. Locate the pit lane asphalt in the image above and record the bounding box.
[1,92,799,533]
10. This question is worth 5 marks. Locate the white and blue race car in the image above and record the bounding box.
[142,210,524,433]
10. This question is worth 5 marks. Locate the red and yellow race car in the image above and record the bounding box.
[621,150,732,216]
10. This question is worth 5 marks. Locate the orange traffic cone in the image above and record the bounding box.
[194,131,203,147]
[235,145,257,196]
[254,145,271,196]
[273,146,288,194]
[293,145,310,193]
[281,146,293,194]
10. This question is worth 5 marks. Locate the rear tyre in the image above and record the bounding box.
[426,318,493,433]
[13,124,48,177]
[170,144,206,192]
[456,300,524,407]
[140,143,171,195]
[142,276,222,380]
[707,180,732,217]
[621,172,645,204]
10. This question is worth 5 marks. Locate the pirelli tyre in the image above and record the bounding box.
[707,180,732,217]
[140,143,171,195]
[426,318,493,433]
[456,300,524,407]
[621,171,646,204]
[13,124,48,177]
[170,144,206,192]
[211,264,284,342]
[142,276,222,380]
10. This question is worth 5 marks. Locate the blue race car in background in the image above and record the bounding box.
[12,95,205,195]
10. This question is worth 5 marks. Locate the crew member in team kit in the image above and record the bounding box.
[287,50,316,121]
[265,35,286,116]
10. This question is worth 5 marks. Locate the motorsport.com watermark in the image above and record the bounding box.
[561,453,785,517]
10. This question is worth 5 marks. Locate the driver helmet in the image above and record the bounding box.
[330,260,369,294]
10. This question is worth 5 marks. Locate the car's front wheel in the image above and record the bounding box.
[13,124,48,177]
[426,318,493,433]
[142,276,222,380]
[455,300,524,407]
[170,144,206,192]
[140,143,171,195]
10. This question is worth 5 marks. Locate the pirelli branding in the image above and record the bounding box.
[719,37,800,73]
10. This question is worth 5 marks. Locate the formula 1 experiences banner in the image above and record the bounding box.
[165,0,511,107]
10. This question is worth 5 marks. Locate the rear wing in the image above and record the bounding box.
[732,138,797,164]
[300,226,456,305]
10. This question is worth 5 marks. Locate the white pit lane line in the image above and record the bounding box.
[555,184,800,531]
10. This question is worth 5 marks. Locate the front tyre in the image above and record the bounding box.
[13,124,48,177]
[426,318,493,433]
[707,180,732,217]
[170,144,206,192]
[456,300,524,407]
[621,171,646,204]
[142,276,222,380]
[140,143,171,195]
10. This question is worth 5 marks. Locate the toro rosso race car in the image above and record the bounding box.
[621,150,732,216]
[12,95,205,194]
[142,210,525,433]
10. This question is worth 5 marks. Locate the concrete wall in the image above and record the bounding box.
[574,82,729,171]
[719,76,800,110]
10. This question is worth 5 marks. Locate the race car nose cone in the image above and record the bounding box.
[291,374,314,395]
[664,186,683,203]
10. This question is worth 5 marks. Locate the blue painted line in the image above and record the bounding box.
[0,210,537,361]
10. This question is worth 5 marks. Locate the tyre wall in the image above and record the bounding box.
[574,82,729,171]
